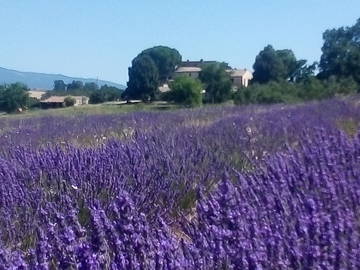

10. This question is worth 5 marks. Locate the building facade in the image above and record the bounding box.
[171,60,253,89]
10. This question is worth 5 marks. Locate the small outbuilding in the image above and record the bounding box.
[228,69,253,89]
[40,96,89,108]
[40,96,66,108]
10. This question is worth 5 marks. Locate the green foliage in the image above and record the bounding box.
[253,45,307,83]
[84,82,99,91]
[48,80,124,104]
[99,85,123,101]
[67,80,84,90]
[125,46,182,101]
[89,85,123,104]
[27,97,41,108]
[64,96,76,107]
[125,54,159,101]
[199,62,232,103]
[165,77,202,106]
[319,18,360,84]
[0,83,30,113]
[139,46,182,82]
[234,77,359,105]
[89,91,105,104]
[234,80,300,105]
[53,80,66,91]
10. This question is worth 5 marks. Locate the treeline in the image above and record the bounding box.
[234,17,360,104]
[0,80,124,113]
[125,17,360,106]
[49,80,124,104]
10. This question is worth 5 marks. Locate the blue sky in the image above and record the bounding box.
[0,0,359,84]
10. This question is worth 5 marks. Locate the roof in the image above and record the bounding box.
[71,96,89,100]
[181,60,217,68]
[41,96,65,103]
[175,67,202,73]
[229,69,253,78]
[40,96,89,103]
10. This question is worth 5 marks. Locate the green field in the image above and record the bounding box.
[0,102,183,119]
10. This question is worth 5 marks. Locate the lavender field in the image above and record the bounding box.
[0,98,360,269]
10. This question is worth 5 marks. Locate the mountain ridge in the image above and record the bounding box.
[0,67,125,90]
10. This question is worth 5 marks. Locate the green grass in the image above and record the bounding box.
[0,102,182,119]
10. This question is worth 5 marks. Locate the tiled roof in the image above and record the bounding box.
[41,96,65,103]
[175,67,202,73]
[229,69,253,77]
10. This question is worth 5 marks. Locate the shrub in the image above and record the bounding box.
[64,96,76,107]
[234,80,300,105]
[166,76,203,106]
[234,77,360,105]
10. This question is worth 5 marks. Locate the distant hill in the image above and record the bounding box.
[0,67,125,90]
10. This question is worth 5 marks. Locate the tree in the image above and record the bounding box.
[292,62,318,83]
[89,85,123,104]
[253,45,306,83]
[139,46,182,82]
[319,18,360,84]
[125,55,159,101]
[54,80,66,91]
[100,85,123,101]
[199,62,232,103]
[0,83,30,113]
[89,91,105,104]
[166,77,202,106]
[67,80,84,91]
[84,82,99,91]
[64,96,76,107]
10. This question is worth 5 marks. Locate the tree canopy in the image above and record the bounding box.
[319,18,360,83]
[253,45,308,83]
[89,85,123,104]
[125,54,159,101]
[139,46,182,83]
[199,62,232,103]
[67,80,84,90]
[54,80,66,91]
[125,46,182,101]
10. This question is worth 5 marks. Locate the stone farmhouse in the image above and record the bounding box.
[40,96,89,108]
[160,60,253,93]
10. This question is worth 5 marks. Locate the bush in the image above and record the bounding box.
[0,83,30,113]
[234,77,360,105]
[27,97,41,108]
[165,77,203,106]
[64,96,76,107]
[234,80,300,105]
[89,91,105,104]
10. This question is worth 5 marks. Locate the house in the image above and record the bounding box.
[173,67,202,79]
[228,69,253,89]
[171,60,253,89]
[40,96,89,108]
